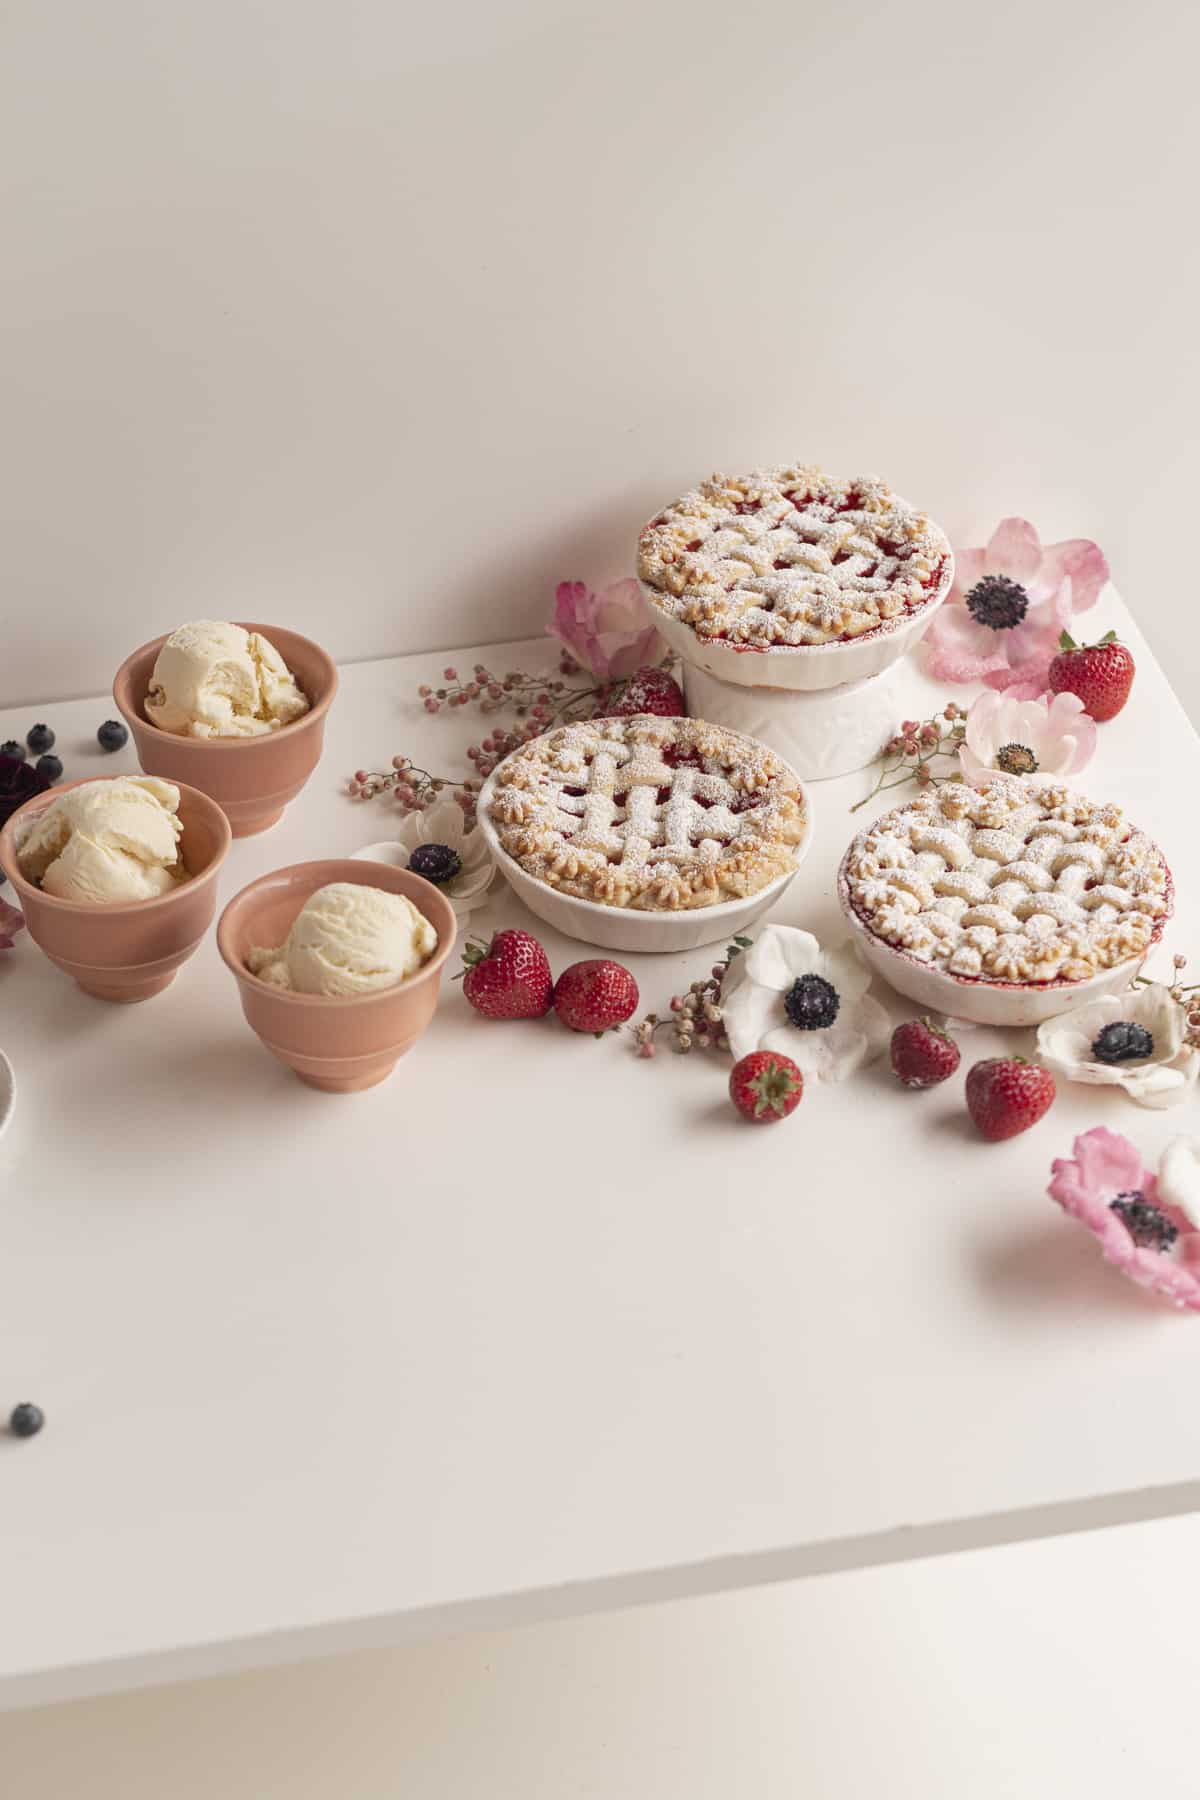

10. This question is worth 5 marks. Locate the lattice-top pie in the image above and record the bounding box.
[486,716,807,910]
[638,465,952,650]
[840,780,1171,986]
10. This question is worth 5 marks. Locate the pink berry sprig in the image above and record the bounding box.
[346,755,479,822]
[850,702,967,813]
[631,936,752,1059]
[1134,951,1200,1050]
[416,659,584,724]
[415,656,675,729]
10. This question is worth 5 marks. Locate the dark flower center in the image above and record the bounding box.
[1110,1190,1178,1253]
[784,973,840,1030]
[1091,1021,1155,1064]
[965,574,1030,631]
[409,843,462,885]
[995,742,1039,776]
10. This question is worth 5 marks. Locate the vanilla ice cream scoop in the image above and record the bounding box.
[248,882,438,996]
[17,778,187,903]
[146,621,310,739]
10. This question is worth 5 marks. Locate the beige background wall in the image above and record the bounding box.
[3,0,1197,712]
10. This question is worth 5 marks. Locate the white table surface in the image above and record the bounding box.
[3,603,1198,1711]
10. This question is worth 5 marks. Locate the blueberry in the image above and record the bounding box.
[35,754,63,784]
[409,843,462,885]
[26,723,55,754]
[0,740,26,761]
[9,1402,45,1439]
[97,719,129,753]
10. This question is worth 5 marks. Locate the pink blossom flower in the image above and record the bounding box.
[0,896,24,951]
[923,518,1108,691]
[1048,1126,1200,1309]
[958,689,1097,785]
[548,579,663,682]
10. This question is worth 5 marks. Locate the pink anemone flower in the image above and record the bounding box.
[958,689,1096,785]
[1048,1126,1200,1309]
[924,518,1108,692]
[548,579,663,682]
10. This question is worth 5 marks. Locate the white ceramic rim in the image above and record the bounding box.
[636,508,954,691]
[476,724,813,944]
[835,840,1173,1023]
[0,1049,13,1139]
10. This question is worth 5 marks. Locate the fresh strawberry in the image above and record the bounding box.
[1048,630,1135,722]
[461,929,553,1019]
[965,1057,1056,1141]
[606,666,686,718]
[553,958,639,1034]
[728,1050,804,1123]
[890,1017,960,1089]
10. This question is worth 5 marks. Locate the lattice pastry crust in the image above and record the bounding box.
[841,780,1171,986]
[638,465,951,649]
[487,715,807,911]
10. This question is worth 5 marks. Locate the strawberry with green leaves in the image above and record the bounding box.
[1048,630,1135,722]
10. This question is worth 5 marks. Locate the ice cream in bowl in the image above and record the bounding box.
[113,620,338,837]
[218,861,457,1092]
[0,775,232,1001]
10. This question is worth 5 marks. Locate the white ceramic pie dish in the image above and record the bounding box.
[637,547,954,694]
[836,848,1167,1028]
[476,762,814,955]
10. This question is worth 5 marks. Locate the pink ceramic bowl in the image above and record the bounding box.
[112,624,339,837]
[217,861,457,1093]
[0,777,232,1003]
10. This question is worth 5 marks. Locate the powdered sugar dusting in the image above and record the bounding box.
[843,780,1171,985]
[488,715,807,911]
[638,465,951,649]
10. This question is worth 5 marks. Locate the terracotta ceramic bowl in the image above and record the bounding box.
[0,778,232,1003]
[112,624,338,837]
[217,861,457,1093]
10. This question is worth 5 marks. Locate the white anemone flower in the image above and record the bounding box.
[959,689,1096,786]
[353,796,495,921]
[721,925,889,1082]
[1036,983,1199,1110]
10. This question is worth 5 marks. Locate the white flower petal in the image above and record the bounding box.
[854,994,891,1063]
[723,979,786,1062]
[1035,983,1191,1107]
[394,814,424,853]
[422,796,468,849]
[448,861,496,902]
[1160,1134,1200,1223]
[819,943,872,1013]
[743,926,820,992]
[460,829,493,876]
[762,1023,822,1072]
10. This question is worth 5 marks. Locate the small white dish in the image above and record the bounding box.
[476,763,814,955]
[0,1050,15,1140]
